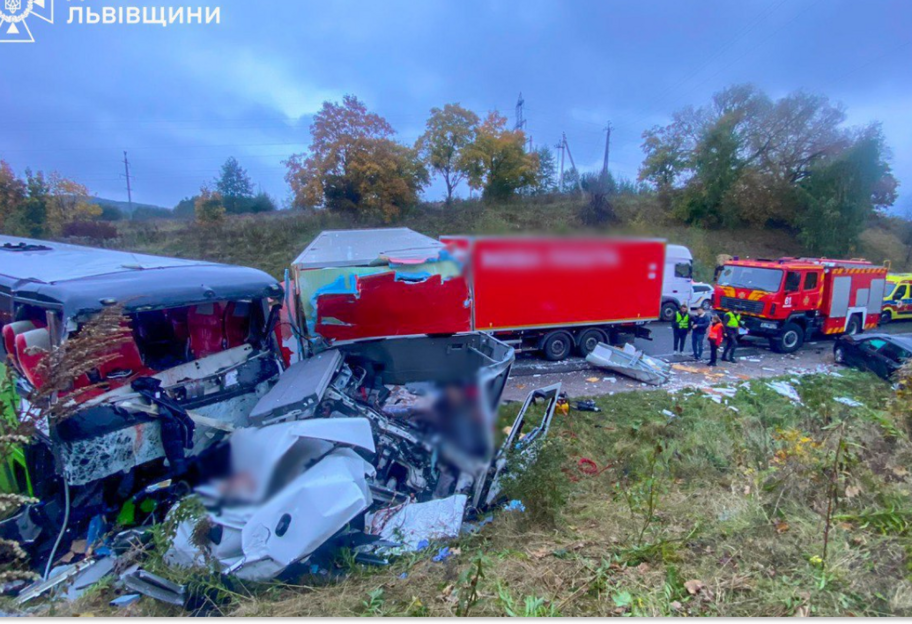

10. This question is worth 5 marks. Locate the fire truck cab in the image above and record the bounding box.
[713,257,887,354]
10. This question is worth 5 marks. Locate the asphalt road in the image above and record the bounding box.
[511,319,912,378]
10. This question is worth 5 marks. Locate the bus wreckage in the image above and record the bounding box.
[0,236,556,595]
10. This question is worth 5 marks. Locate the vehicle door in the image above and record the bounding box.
[876,341,912,379]
[856,337,889,378]
[782,271,803,311]
[897,284,912,318]
[477,383,561,508]
[801,270,823,311]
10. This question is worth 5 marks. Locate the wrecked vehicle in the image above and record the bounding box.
[165,334,562,581]
[291,228,665,361]
[0,236,285,569]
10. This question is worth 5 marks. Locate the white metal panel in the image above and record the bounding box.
[829,276,851,318]
[868,279,886,314]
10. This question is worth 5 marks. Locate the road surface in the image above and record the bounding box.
[504,319,911,401]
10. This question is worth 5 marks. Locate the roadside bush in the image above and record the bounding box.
[500,437,570,526]
[61,219,118,240]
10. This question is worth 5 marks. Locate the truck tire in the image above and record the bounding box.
[661,301,677,323]
[542,331,573,361]
[575,328,606,357]
[770,323,804,354]
[845,314,862,336]
[881,310,893,325]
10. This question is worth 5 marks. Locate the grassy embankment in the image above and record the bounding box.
[45,368,912,617]
[100,195,912,284]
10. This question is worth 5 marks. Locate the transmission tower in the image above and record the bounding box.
[514,92,526,132]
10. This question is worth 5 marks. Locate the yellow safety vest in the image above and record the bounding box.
[675,311,690,329]
[726,312,741,328]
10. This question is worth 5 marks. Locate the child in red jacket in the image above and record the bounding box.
[708,315,724,367]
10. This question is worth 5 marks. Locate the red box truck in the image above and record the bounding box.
[292,229,665,360]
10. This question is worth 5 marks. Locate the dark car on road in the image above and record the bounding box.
[833,333,912,380]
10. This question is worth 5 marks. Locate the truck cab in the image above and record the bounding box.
[661,244,695,321]
[714,257,886,353]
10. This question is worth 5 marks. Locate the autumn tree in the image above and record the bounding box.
[415,104,479,204]
[462,112,538,201]
[194,186,226,226]
[44,173,100,235]
[285,95,427,221]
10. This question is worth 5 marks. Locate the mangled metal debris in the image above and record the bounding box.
[586,343,671,385]
[1,236,563,602]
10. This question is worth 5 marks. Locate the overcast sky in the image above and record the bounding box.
[2,0,911,211]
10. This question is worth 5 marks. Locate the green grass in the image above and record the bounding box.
[37,368,912,617]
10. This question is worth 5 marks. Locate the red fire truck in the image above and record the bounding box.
[713,257,888,353]
[291,229,665,361]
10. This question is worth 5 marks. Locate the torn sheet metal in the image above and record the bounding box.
[767,380,802,403]
[366,495,467,551]
[248,349,343,425]
[167,419,376,582]
[586,343,671,385]
[293,228,470,342]
[481,383,562,508]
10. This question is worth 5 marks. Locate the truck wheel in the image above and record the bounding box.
[661,301,677,323]
[575,329,606,357]
[881,310,893,325]
[845,315,862,336]
[771,323,804,354]
[542,331,573,361]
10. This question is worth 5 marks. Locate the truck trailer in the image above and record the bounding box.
[292,229,666,361]
[713,256,888,353]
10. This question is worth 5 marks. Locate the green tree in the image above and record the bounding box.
[530,146,557,195]
[797,126,897,256]
[285,95,427,221]
[0,161,26,232]
[5,170,50,238]
[215,156,254,214]
[416,104,479,204]
[560,166,580,194]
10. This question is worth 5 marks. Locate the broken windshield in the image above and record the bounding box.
[718,265,783,293]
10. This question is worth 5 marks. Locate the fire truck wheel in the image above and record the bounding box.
[661,301,678,322]
[845,315,862,336]
[772,323,804,354]
[575,329,607,357]
[542,331,573,361]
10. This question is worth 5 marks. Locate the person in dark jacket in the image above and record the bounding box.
[672,303,691,354]
[690,306,710,360]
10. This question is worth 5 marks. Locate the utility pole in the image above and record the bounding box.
[556,135,566,191]
[527,135,533,152]
[563,134,584,193]
[122,151,133,212]
[601,122,612,180]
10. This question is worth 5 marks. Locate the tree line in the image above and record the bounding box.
[0,84,900,256]
[638,84,898,256]
[0,155,277,237]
